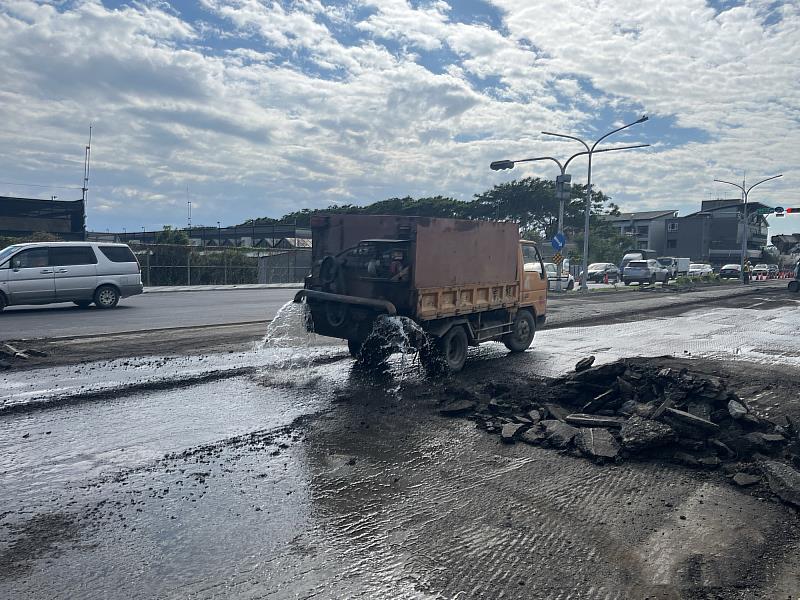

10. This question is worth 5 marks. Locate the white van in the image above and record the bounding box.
[0,242,143,311]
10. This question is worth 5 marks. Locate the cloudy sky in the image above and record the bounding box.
[1,0,798,235]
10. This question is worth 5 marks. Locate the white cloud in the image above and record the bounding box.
[0,0,797,236]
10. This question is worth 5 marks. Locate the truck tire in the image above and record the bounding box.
[437,325,468,373]
[0,292,6,312]
[347,339,362,358]
[503,310,536,353]
[789,280,799,293]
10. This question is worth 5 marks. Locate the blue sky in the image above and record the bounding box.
[0,0,798,236]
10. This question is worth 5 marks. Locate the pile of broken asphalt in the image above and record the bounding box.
[438,357,800,509]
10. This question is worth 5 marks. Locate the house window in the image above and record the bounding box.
[668,223,678,232]
[667,239,677,249]
[637,226,649,235]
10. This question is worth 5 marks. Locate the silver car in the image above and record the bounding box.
[623,259,669,285]
[0,242,143,311]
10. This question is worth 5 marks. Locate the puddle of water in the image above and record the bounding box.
[0,375,329,514]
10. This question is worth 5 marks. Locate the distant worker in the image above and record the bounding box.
[743,260,752,284]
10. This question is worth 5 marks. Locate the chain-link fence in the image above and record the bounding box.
[130,243,311,286]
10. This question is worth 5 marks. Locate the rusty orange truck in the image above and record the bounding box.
[294,214,548,372]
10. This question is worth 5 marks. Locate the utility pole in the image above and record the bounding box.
[81,124,92,240]
[187,190,192,286]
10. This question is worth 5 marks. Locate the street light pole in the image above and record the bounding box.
[713,174,782,283]
[542,116,649,291]
[490,142,648,291]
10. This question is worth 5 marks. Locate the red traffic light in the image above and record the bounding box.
[787,208,800,213]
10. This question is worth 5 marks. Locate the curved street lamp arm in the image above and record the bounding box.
[561,144,649,171]
[747,174,782,195]
[509,155,565,172]
[541,131,590,152]
[591,116,649,152]
[713,179,745,194]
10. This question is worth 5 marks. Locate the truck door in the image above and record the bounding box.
[520,242,546,313]
[8,248,55,305]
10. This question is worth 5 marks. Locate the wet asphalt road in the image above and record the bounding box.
[1,280,783,341]
[1,288,298,340]
[2,291,800,598]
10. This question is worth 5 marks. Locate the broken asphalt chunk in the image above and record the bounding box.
[574,356,595,372]
[727,399,748,419]
[439,400,478,416]
[565,414,626,429]
[759,460,800,507]
[733,472,761,487]
[620,416,677,452]
[541,420,579,448]
[575,428,620,459]
[501,423,526,444]
[521,426,547,445]
[543,403,570,422]
[663,407,720,433]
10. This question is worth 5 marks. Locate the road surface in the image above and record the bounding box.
[0,281,782,341]
[2,289,800,598]
[1,288,297,340]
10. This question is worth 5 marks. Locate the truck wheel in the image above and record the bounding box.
[650,275,656,285]
[566,280,574,291]
[0,293,6,312]
[789,281,800,293]
[347,339,362,358]
[436,325,468,373]
[503,310,535,353]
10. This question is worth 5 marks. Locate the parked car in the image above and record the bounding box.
[656,257,678,279]
[0,242,143,311]
[544,262,574,290]
[619,250,657,273]
[768,264,779,278]
[752,263,769,278]
[583,262,620,283]
[688,263,713,278]
[719,264,742,279]
[623,259,669,285]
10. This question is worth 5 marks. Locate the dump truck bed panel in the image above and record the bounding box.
[417,283,519,320]
[413,219,519,289]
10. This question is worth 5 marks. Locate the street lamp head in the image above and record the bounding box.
[490,159,515,171]
[636,115,649,124]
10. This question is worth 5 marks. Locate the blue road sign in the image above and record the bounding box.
[551,232,566,251]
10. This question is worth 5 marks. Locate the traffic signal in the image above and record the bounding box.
[490,160,515,171]
[787,208,800,214]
